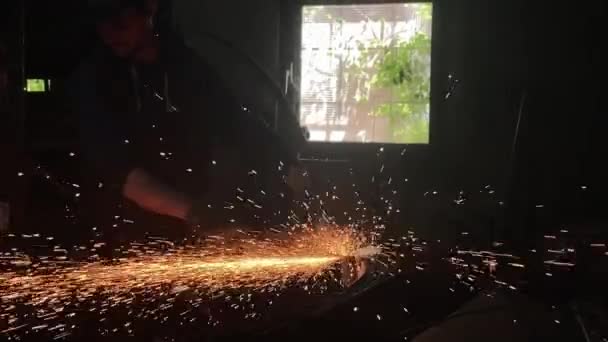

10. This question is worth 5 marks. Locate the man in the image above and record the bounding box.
[70,0,305,239]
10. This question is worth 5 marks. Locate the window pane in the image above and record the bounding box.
[26,79,47,92]
[300,3,432,144]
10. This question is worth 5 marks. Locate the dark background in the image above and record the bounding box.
[1,0,607,254]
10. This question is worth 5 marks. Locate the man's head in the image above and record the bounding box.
[90,0,159,58]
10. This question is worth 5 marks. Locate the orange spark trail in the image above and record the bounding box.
[0,227,374,336]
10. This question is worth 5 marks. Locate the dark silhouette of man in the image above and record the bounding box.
[70,0,305,238]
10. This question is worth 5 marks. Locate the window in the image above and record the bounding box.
[25,79,51,93]
[300,3,432,144]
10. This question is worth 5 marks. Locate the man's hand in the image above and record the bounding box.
[123,168,193,220]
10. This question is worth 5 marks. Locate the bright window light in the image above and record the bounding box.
[26,79,49,93]
[300,3,432,144]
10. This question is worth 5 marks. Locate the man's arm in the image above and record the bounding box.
[70,62,194,222]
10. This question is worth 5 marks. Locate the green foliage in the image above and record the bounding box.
[349,32,431,143]
[376,33,431,143]
[415,3,433,21]
[26,79,47,93]
[304,4,432,143]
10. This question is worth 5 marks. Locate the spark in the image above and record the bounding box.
[0,228,375,335]
[544,260,575,267]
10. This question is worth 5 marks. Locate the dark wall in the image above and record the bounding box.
[174,0,284,125]
[420,0,606,243]
[425,0,605,244]
[1,3,25,230]
[504,1,608,243]
[417,0,530,241]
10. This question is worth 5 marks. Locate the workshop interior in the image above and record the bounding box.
[1,0,607,341]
